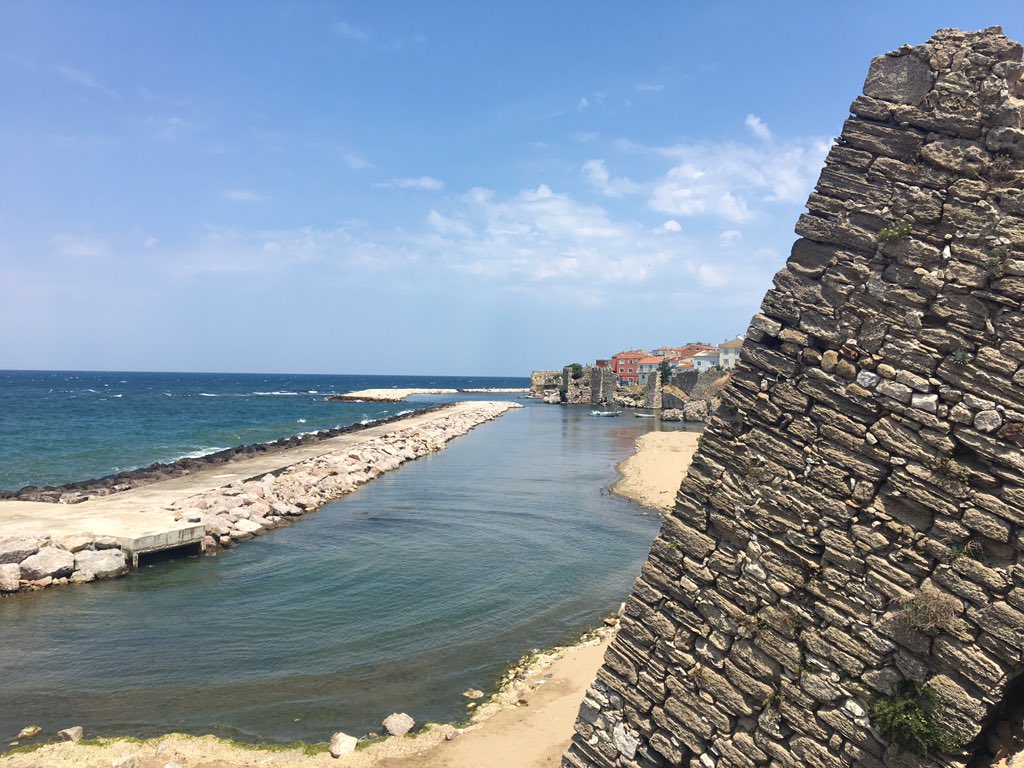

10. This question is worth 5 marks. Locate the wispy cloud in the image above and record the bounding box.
[647,119,829,221]
[375,176,445,191]
[343,151,370,170]
[577,97,590,112]
[582,159,641,198]
[223,188,265,203]
[745,114,772,140]
[53,65,119,99]
[334,20,369,42]
[52,234,110,259]
[636,82,665,92]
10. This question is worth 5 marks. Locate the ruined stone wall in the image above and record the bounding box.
[566,27,1024,768]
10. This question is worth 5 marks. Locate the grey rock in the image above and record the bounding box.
[863,53,933,105]
[55,535,94,553]
[0,537,40,565]
[911,393,938,413]
[73,549,128,580]
[19,547,75,580]
[0,563,20,592]
[975,409,1003,433]
[57,726,84,742]
[329,731,358,757]
[382,712,415,737]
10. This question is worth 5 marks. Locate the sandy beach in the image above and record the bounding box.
[0,422,698,768]
[611,430,701,512]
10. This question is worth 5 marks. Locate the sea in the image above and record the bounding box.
[0,370,695,746]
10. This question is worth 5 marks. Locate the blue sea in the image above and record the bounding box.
[0,370,694,746]
[0,370,526,490]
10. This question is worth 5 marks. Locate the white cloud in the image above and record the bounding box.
[54,65,119,99]
[52,234,109,259]
[647,124,828,221]
[426,210,471,236]
[577,97,590,111]
[719,229,742,245]
[334,21,368,41]
[656,220,682,233]
[745,114,772,140]
[636,82,665,92]
[376,176,445,191]
[582,159,641,198]
[343,151,370,170]
[223,188,265,203]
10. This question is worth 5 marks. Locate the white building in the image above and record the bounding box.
[692,351,720,371]
[718,338,744,369]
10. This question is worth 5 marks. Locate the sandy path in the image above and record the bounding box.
[611,430,701,512]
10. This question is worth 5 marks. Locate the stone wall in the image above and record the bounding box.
[532,370,563,397]
[565,365,619,406]
[565,27,1024,768]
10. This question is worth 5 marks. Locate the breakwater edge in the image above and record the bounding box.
[0,401,522,596]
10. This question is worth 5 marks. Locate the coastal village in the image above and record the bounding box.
[531,338,744,420]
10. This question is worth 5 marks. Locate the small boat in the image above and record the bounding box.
[634,412,656,419]
[590,410,622,417]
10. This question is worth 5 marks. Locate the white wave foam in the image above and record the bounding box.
[296,418,307,423]
[180,446,230,460]
[112,394,123,398]
[198,393,219,397]
[252,391,299,396]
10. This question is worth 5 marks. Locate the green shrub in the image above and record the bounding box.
[878,219,913,242]
[871,681,962,756]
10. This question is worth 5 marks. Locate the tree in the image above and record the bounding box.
[570,362,584,379]
[658,358,673,384]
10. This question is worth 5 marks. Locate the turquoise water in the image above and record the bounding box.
[0,370,527,490]
[0,397,695,745]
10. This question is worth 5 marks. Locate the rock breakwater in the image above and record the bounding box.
[0,401,521,596]
[173,401,522,555]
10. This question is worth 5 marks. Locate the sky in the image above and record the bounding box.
[0,2,1021,376]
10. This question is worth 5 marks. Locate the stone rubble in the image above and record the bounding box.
[565,27,1024,768]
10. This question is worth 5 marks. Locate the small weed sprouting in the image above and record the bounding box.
[925,455,971,487]
[891,588,958,634]
[720,400,739,415]
[946,538,983,565]
[762,682,786,710]
[950,348,972,366]
[878,219,913,242]
[871,681,963,756]
[740,614,769,639]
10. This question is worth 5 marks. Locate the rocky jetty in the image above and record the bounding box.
[167,401,521,556]
[0,534,128,593]
[566,27,1024,768]
[0,404,454,503]
[0,402,521,596]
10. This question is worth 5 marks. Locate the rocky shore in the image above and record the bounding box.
[327,388,527,402]
[0,404,456,504]
[0,401,521,596]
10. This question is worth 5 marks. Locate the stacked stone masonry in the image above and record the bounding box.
[565,28,1024,768]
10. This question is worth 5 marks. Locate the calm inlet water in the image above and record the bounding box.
[0,389,695,745]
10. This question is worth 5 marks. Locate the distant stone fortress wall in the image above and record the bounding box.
[565,27,1024,768]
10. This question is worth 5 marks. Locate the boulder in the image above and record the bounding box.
[0,537,40,565]
[56,535,94,553]
[19,547,75,580]
[329,731,358,758]
[93,536,120,550]
[0,563,20,592]
[382,712,415,737]
[58,726,84,743]
[74,549,129,580]
[683,400,710,422]
[70,570,96,584]
[230,519,264,538]
[661,409,684,422]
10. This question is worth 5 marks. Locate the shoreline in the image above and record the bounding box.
[0,407,697,768]
[0,402,521,596]
[610,430,702,513]
[0,403,458,503]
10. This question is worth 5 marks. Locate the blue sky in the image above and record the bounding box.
[1,2,1021,376]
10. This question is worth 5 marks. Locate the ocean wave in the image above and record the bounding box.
[179,446,230,460]
[296,418,307,423]
[198,393,219,397]
[252,391,300,396]
[396,409,414,416]
[112,394,123,398]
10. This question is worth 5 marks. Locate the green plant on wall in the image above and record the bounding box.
[659,358,673,385]
[871,681,962,756]
[569,363,584,379]
[878,219,913,242]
